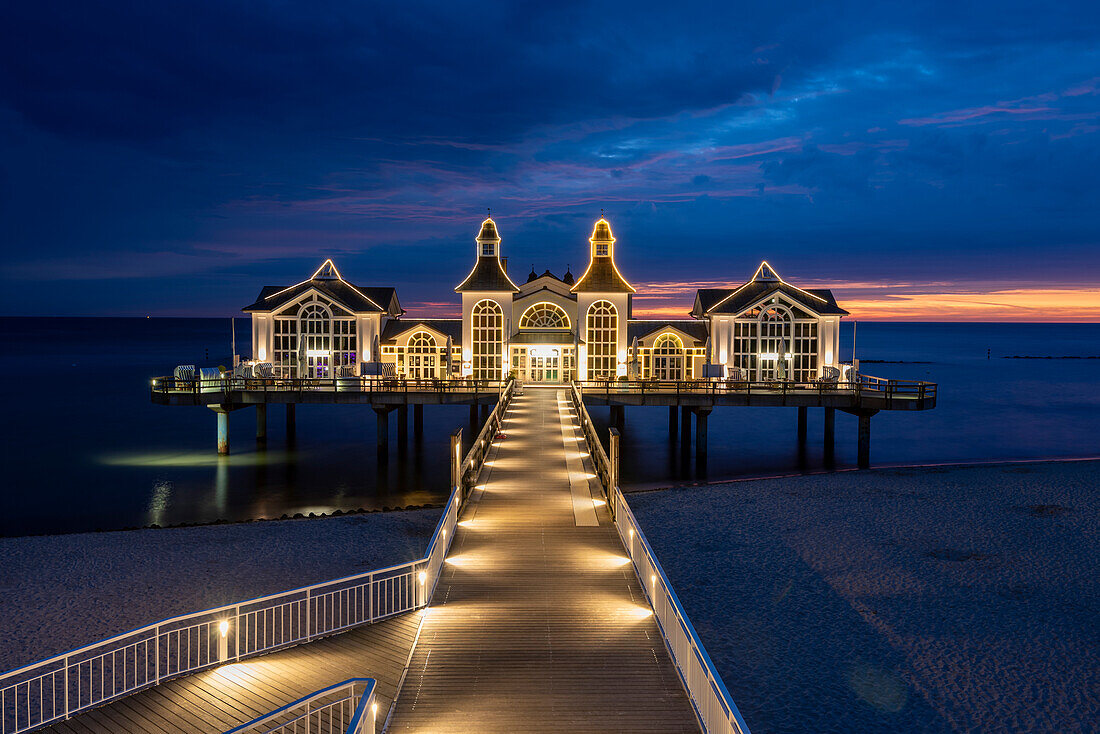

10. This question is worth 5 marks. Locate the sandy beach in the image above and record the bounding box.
[629,460,1099,733]
[0,508,441,672]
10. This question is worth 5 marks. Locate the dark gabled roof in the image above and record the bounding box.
[694,281,847,317]
[571,258,636,293]
[514,284,577,301]
[243,279,394,314]
[628,320,709,346]
[381,319,463,345]
[455,256,520,293]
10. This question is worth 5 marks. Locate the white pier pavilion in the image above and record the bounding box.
[242,216,849,384]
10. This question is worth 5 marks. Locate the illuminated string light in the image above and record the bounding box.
[263,259,384,311]
[705,260,826,316]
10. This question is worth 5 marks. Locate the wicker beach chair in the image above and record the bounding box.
[173,364,196,391]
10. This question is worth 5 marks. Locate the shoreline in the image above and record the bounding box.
[621,454,1100,494]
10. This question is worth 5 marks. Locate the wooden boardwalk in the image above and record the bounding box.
[387,387,699,733]
[39,612,420,734]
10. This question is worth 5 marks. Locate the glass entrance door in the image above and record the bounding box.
[527,350,561,382]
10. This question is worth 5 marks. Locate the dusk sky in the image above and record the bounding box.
[1,1,1098,320]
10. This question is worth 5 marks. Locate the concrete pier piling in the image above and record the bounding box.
[680,405,692,455]
[668,406,678,438]
[374,407,391,456]
[694,407,710,461]
[256,404,267,444]
[217,412,229,455]
[398,405,409,450]
[797,406,807,445]
[857,412,876,469]
[470,404,478,423]
[824,407,835,466]
[414,404,424,436]
[610,405,625,431]
[286,404,296,442]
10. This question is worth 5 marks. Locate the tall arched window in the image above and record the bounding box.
[586,300,618,379]
[299,302,332,378]
[519,302,570,329]
[472,299,504,380]
[651,333,685,380]
[406,331,437,379]
[758,304,792,381]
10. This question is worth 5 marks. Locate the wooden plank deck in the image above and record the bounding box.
[387,387,700,733]
[40,611,421,734]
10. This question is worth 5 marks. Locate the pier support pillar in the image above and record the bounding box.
[857,412,876,469]
[470,403,478,423]
[610,405,625,431]
[668,406,678,438]
[286,404,296,442]
[217,412,229,455]
[680,405,692,455]
[797,406,807,446]
[694,408,711,461]
[480,403,490,422]
[397,405,409,449]
[414,404,424,436]
[824,407,835,466]
[374,407,391,457]
[256,404,267,444]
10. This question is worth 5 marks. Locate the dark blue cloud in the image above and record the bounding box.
[0,0,1098,315]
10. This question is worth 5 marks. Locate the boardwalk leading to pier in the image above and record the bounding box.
[37,612,419,734]
[387,387,699,733]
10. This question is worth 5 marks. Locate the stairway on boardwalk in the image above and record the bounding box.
[387,387,699,733]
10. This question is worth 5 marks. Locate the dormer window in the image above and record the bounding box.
[595,243,609,257]
[482,242,495,257]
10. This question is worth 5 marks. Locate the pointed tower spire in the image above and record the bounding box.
[572,216,635,293]
[456,213,519,292]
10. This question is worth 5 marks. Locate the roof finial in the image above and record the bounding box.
[600,207,605,220]
[487,207,491,219]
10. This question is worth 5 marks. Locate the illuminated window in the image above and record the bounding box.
[752,300,818,382]
[273,317,297,377]
[651,334,685,380]
[299,302,332,378]
[481,242,495,257]
[595,243,609,257]
[519,302,570,329]
[406,331,438,379]
[586,300,617,379]
[472,299,503,380]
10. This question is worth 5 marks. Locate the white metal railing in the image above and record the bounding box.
[223,678,377,734]
[0,382,521,734]
[570,384,751,734]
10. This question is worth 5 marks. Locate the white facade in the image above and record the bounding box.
[244,221,848,383]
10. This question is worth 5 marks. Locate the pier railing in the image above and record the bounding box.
[575,375,936,401]
[570,382,751,734]
[458,378,515,497]
[0,384,519,734]
[151,375,507,396]
[223,678,377,734]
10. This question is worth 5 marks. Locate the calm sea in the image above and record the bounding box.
[1,318,1097,536]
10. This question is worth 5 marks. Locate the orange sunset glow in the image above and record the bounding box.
[627,280,1100,322]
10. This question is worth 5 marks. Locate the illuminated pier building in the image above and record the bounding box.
[243,216,848,384]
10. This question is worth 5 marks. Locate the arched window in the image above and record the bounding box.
[299,302,332,378]
[651,333,685,380]
[758,304,792,381]
[586,300,618,379]
[519,302,570,329]
[472,299,504,380]
[406,331,438,379]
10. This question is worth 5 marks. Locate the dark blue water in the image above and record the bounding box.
[1,319,1097,535]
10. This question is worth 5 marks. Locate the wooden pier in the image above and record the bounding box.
[386,386,699,732]
[36,613,420,734]
[576,378,937,468]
